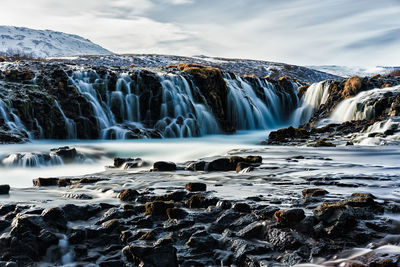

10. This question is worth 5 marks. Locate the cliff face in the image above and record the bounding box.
[0,60,300,143]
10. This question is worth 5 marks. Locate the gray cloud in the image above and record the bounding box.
[0,0,399,66]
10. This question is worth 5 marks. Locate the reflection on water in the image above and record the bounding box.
[0,131,266,188]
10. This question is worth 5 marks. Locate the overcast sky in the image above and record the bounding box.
[1,0,399,66]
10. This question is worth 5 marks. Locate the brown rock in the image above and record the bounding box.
[185,183,207,192]
[342,76,363,98]
[302,188,328,198]
[144,201,174,217]
[166,208,188,220]
[119,189,139,201]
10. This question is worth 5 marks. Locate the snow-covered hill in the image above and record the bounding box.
[308,65,400,78]
[0,26,112,58]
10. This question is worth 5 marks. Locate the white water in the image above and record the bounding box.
[0,99,32,138]
[330,85,400,123]
[54,100,77,139]
[225,74,298,129]
[291,81,331,126]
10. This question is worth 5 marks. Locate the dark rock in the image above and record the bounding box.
[235,162,253,173]
[156,191,187,202]
[185,182,207,192]
[274,209,305,227]
[33,178,59,187]
[216,200,232,210]
[166,208,188,220]
[186,194,205,209]
[153,161,177,171]
[254,206,280,220]
[232,203,251,213]
[236,221,264,239]
[144,201,174,217]
[205,158,231,171]
[268,126,310,142]
[0,185,10,195]
[186,161,206,171]
[302,188,328,198]
[123,244,178,267]
[119,189,139,201]
[41,207,67,230]
[312,139,336,147]
[186,230,218,252]
[267,227,302,251]
[50,146,78,163]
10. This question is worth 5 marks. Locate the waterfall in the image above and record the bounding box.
[330,85,400,123]
[0,99,32,138]
[291,81,330,126]
[224,74,298,130]
[1,152,64,168]
[54,100,77,139]
[156,74,219,137]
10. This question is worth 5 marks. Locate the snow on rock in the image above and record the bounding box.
[0,26,112,58]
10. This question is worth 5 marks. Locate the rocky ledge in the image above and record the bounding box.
[0,155,400,266]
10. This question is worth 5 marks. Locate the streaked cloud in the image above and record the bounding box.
[0,0,399,66]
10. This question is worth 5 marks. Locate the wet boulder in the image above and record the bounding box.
[185,182,207,192]
[274,209,305,228]
[312,139,336,147]
[144,201,174,217]
[186,194,206,209]
[166,208,188,220]
[41,207,67,230]
[33,177,60,187]
[152,161,177,171]
[267,126,310,143]
[114,157,148,169]
[119,189,139,202]
[0,184,10,195]
[50,146,78,163]
[123,244,178,267]
[342,76,364,99]
[205,158,231,171]
[186,161,206,171]
[302,188,328,199]
[267,227,303,251]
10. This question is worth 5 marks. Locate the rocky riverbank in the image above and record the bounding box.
[0,146,400,266]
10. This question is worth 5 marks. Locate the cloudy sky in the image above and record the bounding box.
[1,0,399,66]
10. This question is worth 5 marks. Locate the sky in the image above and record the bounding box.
[0,0,399,67]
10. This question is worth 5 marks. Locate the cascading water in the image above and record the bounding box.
[54,100,77,139]
[1,152,64,167]
[330,85,400,123]
[156,74,219,137]
[291,81,331,126]
[224,74,299,130]
[0,99,32,138]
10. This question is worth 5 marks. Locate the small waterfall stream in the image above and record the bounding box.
[291,81,331,126]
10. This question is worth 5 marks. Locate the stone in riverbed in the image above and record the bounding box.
[205,158,231,171]
[186,161,206,171]
[186,194,205,209]
[302,188,328,198]
[152,161,177,171]
[312,139,336,147]
[144,201,174,217]
[0,185,10,194]
[123,244,178,267]
[232,203,252,213]
[185,182,207,192]
[33,177,59,187]
[166,208,188,220]
[119,189,140,202]
[274,209,305,227]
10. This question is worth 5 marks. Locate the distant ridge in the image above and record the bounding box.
[0,26,113,58]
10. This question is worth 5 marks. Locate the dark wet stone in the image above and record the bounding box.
[302,188,328,198]
[0,220,10,232]
[0,204,16,216]
[186,230,218,252]
[274,209,305,227]
[156,191,187,202]
[153,161,177,171]
[62,204,102,221]
[33,177,59,187]
[123,244,178,267]
[99,260,124,267]
[41,207,67,230]
[50,146,78,163]
[119,189,139,202]
[312,139,336,147]
[57,178,71,187]
[101,219,120,233]
[144,201,174,217]
[166,208,188,220]
[205,158,231,171]
[236,221,264,239]
[185,182,207,192]
[267,227,302,251]
[216,200,232,210]
[232,202,251,213]
[0,185,10,195]
[186,161,206,171]
[186,194,205,209]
